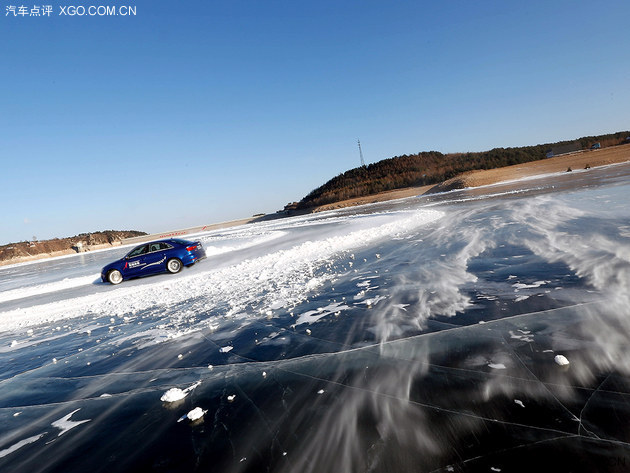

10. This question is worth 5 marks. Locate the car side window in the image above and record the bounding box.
[149,243,160,252]
[128,245,149,258]
[159,243,172,250]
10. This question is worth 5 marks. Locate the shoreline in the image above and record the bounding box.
[3,144,629,268]
[0,242,126,269]
[310,143,630,212]
[429,142,630,193]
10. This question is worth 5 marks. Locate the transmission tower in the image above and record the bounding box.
[357,139,365,167]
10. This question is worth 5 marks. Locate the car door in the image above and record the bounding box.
[124,244,150,277]
[142,242,169,275]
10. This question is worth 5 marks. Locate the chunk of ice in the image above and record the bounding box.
[554,354,570,366]
[186,407,206,421]
[161,388,186,403]
[161,381,201,402]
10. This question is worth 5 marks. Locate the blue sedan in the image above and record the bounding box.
[101,238,206,285]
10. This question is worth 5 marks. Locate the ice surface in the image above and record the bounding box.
[1,163,630,472]
[0,209,443,334]
[0,274,100,304]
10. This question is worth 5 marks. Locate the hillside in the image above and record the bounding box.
[0,230,147,266]
[296,131,630,209]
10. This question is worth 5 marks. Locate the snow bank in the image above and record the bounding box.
[0,209,443,334]
[0,274,100,304]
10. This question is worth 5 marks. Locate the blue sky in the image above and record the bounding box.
[1,0,629,244]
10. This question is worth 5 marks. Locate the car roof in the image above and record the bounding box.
[147,238,193,245]
[128,238,195,251]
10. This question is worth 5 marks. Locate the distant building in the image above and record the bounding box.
[545,141,582,158]
[283,202,299,212]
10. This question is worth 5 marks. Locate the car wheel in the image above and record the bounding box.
[108,270,123,285]
[166,258,182,274]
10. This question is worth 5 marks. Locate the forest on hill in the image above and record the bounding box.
[296,131,630,209]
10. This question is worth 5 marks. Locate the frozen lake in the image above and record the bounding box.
[2,163,630,472]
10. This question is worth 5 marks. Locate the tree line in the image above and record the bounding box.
[296,131,630,209]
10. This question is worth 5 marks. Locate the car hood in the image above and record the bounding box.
[101,259,124,273]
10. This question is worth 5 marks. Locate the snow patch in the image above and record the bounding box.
[512,280,549,290]
[0,434,46,459]
[51,409,91,437]
[294,302,350,326]
[509,330,534,343]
